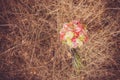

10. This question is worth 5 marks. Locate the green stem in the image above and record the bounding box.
[71,48,82,70]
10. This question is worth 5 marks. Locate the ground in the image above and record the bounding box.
[0,0,120,80]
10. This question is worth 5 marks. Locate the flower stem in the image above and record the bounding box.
[71,48,82,70]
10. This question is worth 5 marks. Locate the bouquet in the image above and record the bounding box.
[60,20,88,69]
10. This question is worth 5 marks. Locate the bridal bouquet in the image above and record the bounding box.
[60,20,88,69]
[60,20,88,48]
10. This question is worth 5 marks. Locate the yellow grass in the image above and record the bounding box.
[0,0,119,80]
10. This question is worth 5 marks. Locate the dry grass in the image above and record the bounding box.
[0,0,120,80]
